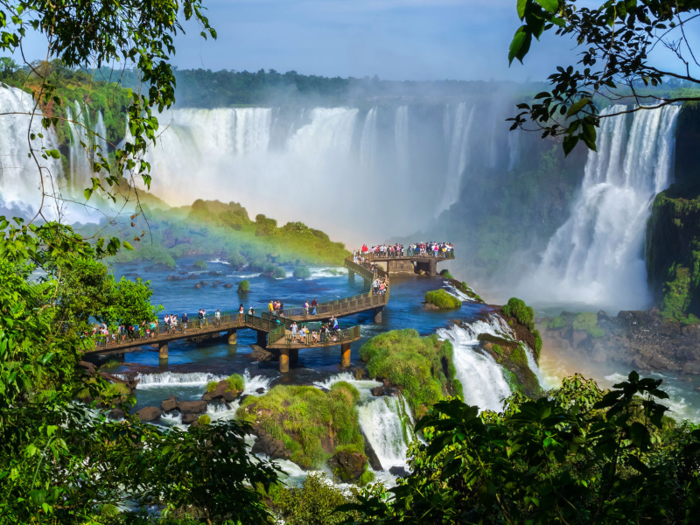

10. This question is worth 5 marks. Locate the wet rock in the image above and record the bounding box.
[361,429,383,471]
[194,281,208,290]
[389,466,409,478]
[135,406,162,422]
[166,275,185,282]
[108,407,125,420]
[251,345,275,362]
[328,451,368,483]
[255,387,266,394]
[144,264,173,272]
[202,381,241,403]
[370,386,400,397]
[181,413,199,425]
[161,395,179,413]
[177,400,208,415]
[208,271,224,277]
[187,274,200,280]
[223,283,234,289]
[251,426,292,460]
[178,271,188,275]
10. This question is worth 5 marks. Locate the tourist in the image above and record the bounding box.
[268,300,274,313]
[182,313,188,332]
[215,309,221,327]
[164,314,171,333]
[172,315,178,331]
[304,300,309,315]
[279,302,285,317]
[311,298,318,315]
[291,322,298,336]
[312,330,318,343]
[248,306,255,315]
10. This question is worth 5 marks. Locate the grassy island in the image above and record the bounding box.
[425,289,462,309]
[359,329,462,417]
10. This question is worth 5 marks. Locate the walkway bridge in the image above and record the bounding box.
[87,256,390,372]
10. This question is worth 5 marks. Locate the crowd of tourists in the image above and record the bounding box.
[372,275,389,295]
[289,316,341,344]
[354,242,454,259]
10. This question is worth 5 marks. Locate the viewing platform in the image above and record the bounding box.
[86,257,388,373]
[356,251,454,276]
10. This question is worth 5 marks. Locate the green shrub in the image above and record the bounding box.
[510,345,528,367]
[272,267,286,279]
[228,252,246,267]
[293,266,311,279]
[237,384,364,469]
[440,269,454,280]
[572,312,605,338]
[194,259,207,270]
[549,315,567,329]
[533,329,543,358]
[359,329,456,417]
[226,373,245,392]
[101,359,120,370]
[237,279,250,293]
[492,344,504,357]
[206,380,219,393]
[502,298,535,329]
[103,382,130,398]
[358,466,375,486]
[272,472,359,525]
[198,414,211,425]
[425,289,462,309]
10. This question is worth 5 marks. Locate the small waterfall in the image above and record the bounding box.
[358,395,415,470]
[359,107,378,174]
[234,108,272,155]
[525,105,681,310]
[394,106,410,182]
[436,321,513,413]
[94,111,109,157]
[438,102,476,214]
[126,371,227,388]
[66,101,94,189]
[508,129,520,171]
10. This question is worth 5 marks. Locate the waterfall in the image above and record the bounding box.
[438,102,476,214]
[394,106,410,182]
[124,371,228,388]
[524,105,681,310]
[436,320,513,412]
[94,111,109,158]
[0,86,66,216]
[66,101,94,189]
[359,107,378,174]
[358,395,415,470]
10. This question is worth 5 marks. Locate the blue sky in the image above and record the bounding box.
[169,0,576,81]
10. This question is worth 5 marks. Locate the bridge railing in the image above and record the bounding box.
[361,250,455,260]
[282,325,360,347]
[267,324,287,346]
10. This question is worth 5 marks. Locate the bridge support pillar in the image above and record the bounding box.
[373,307,384,324]
[279,348,290,373]
[340,343,351,368]
[349,270,355,284]
[256,330,267,348]
[158,341,168,360]
[289,348,299,364]
[227,329,237,345]
[429,259,437,277]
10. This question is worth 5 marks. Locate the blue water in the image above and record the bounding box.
[94,257,487,411]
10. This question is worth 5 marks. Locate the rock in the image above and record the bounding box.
[161,395,179,413]
[328,451,368,483]
[202,381,242,403]
[572,330,589,348]
[166,275,184,282]
[177,400,208,415]
[255,387,266,394]
[194,281,208,290]
[208,271,224,277]
[187,274,200,280]
[100,371,139,395]
[647,355,669,370]
[251,427,292,460]
[181,413,199,425]
[108,407,125,420]
[224,283,233,289]
[370,386,400,397]
[389,466,409,478]
[251,345,275,362]
[135,406,162,422]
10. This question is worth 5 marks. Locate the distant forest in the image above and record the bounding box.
[97,67,541,108]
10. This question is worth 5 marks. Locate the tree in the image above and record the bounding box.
[508,0,700,154]
[344,372,700,524]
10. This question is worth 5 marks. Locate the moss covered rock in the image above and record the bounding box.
[237,279,250,293]
[293,266,311,279]
[359,329,461,417]
[237,383,366,472]
[424,289,462,310]
[497,297,543,360]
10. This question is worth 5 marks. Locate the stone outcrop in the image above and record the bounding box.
[250,426,292,460]
[202,380,242,403]
[135,406,162,422]
[177,400,208,415]
[161,396,178,413]
[250,345,275,362]
[328,451,368,483]
[541,310,700,375]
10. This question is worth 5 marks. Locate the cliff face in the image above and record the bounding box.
[646,102,700,322]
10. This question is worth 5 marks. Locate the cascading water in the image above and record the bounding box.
[394,106,410,184]
[436,318,514,412]
[522,105,681,311]
[438,102,476,213]
[0,86,65,216]
[359,107,378,176]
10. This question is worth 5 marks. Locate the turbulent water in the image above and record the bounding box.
[521,105,681,312]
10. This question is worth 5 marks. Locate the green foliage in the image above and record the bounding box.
[359,467,375,486]
[271,473,359,525]
[255,214,278,237]
[550,315,566,329]
[294,266,312,279]
[347,372,700,524]
[198,414,211,425]
[440,269,454,280]
[491,344,504,357]
[237,384,365,469]
[533,328,543,358]
[510,344,528,367]
[425,289,462,309]
[272,266,287,279]
[206,380,219,393]
[573,312,606,338]
[226,373,245,392]
[101,359,121,370]
[238,279,250,293]
[359,329,457,417]
[193,259,207,270]
[502,297,535,330]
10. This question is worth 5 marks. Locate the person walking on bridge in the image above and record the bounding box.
[311,298,318,315]
[238,304,244,323]
[215,309,221,327]
[182,313,188,332]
